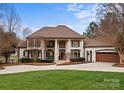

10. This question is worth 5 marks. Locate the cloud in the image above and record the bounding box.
[67,4,83,12]
[67,4,99,32]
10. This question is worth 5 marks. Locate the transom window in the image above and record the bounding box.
[71,40,80,48]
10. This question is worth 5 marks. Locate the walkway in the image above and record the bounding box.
[0,62,124,74]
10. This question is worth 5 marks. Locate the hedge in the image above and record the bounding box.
[19,57,54,63]
[70,57,85,62]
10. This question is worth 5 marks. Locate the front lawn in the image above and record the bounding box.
[0,70,123,90]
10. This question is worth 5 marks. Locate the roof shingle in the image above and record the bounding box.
[84,38,113,48]
[27,25,83,39]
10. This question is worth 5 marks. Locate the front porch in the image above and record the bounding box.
[21,38,83,62]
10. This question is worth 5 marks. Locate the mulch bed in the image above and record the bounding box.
[57,61,91,66]
[0,65,5,70]
[112,63,124,67]
[23,62,55,66]
[0,62,55,67]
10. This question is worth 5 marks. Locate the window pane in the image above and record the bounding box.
[72,40,80,47]
[71,50,80,58]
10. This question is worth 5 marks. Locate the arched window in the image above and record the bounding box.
[46,49,54,59]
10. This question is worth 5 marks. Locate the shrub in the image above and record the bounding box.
[19,57,30,63]
[70,57,85,62]
[20,58,54,63]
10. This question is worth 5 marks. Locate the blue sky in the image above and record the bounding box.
[11,3,98,35]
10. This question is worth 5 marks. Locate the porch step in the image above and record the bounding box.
[55,60,70,65]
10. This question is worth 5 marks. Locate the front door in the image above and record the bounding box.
[59,50,65,60]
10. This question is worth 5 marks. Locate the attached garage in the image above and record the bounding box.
[96,52,120,63]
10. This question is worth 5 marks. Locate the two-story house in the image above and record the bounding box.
[18,25,120,63]
[18,25,84,62]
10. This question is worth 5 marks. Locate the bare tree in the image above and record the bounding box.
[0,25,18,63]
[22,27,32,40]
[0,4,21,33]
[95,4,124,64]
[0,4,21,63]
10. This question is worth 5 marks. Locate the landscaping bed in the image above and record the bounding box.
[0,66,4,70]
[19,57,54,63]
[112,63,124,67]
[0,62,55,67]
[23,62,55,66]
[57,61,90,66]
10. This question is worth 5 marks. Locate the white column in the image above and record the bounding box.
[66,39,71,60]
[27,39,29,48]
[34,39,36,48]
[54,39,58,62]
[41,40,45,59]
[29,52,31,58]
[93,50,96,62]
[66,39,71,52]
[42,49,44,59]
[80,39,84,57]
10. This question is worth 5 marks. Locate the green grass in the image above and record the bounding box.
[0,70,124,90]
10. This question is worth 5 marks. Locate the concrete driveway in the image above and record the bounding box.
[0,62,124,74]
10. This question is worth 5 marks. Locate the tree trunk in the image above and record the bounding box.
[119,53,124,64]
[5,56,8,63]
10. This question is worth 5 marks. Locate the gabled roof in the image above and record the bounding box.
[27,25,83,39]
[84,38,113,48]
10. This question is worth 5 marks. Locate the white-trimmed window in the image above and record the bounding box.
[35,40,41,47]
[71,50,80,58]
[46,41,54,48]
[29,40,34,47]
[71,40,80,48]
[59,41,65,48]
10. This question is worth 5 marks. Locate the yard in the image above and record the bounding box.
[0,70,123,90]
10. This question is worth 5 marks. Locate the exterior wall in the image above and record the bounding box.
[84,47,116,62]
[66,39,84,60]
[20,38,85,61]
[19,39,117,63]
[19,48,26,59]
